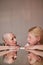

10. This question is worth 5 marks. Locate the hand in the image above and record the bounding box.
[25,44,36,51]
[24,43,30,51]
[9,46,20,51]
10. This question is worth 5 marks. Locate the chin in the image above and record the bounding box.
[30,43,34,45]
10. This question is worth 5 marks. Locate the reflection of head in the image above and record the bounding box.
[3,56,15,64]
[3,33,17,64]
[3,32,17,46]
[28,26,43,43]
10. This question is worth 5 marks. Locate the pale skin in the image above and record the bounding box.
[25,32,43,64]
[27,49,43,57]
[27,52,41,64]
[0,46,19,56]
[25,45,43,50]
[3,33,19,64]
[0,46,19,50]
[0,44,43,57]
[25,44,43,57]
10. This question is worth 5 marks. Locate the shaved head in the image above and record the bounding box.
[3,32,16,41]
[3,32,16,46]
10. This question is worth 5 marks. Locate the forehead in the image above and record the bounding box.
[9,33,14,37]
[7,33,16,39]
[28,32,35,38]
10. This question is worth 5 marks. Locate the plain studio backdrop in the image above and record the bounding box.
[0,0,43,65]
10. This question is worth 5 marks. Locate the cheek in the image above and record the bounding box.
[9,41,17,46]
[33,38,37,42]
[8,41,13,45]
[14,39,16,41]
[28,39,36,45]
[27,37,30,42]
[31,39,37,45]
[13,39,17,44]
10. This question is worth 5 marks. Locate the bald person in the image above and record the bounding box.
[2,32,19,64]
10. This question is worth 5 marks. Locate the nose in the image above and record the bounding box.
[13,38,17,42]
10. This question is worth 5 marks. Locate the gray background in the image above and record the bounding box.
[0,0,43,65]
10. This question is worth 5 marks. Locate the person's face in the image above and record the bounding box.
[27,32,39,45]
[6,33,17,46]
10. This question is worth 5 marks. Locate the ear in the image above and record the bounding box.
[37,36,40,42]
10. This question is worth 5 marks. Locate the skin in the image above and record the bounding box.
[3,33,19,64]
[25,32,42,65]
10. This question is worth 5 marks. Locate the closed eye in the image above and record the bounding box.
[11,38,14,40]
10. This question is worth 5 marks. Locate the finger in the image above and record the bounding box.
[20,47,25,50]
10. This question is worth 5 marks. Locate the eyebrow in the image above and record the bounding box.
[12,36,16,38]
[10,35,16,39]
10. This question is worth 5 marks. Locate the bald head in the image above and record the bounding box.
[3,32,17,46]
[3,32,16,40]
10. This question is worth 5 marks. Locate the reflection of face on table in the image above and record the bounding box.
[3,33,18,64]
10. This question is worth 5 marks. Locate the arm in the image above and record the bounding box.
[25,45,43,50]
[0,46,10,50]
[31,45,43,50]
[0,46,19,56]
[28,49,43,57]
[0,46,19,51]
[0,50,12,56]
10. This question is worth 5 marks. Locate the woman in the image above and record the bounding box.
[25,26,43,65]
